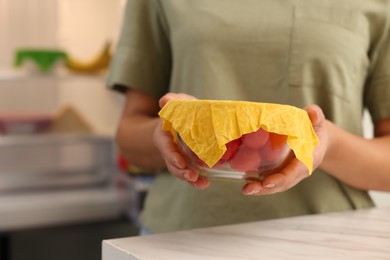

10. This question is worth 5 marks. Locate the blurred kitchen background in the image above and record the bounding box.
[0,0,151,260]
[0,1,389,260]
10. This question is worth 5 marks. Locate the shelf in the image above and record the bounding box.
[0,69,106,82]
[0,186,131,232]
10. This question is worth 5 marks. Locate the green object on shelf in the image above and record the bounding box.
[14,49,68,72]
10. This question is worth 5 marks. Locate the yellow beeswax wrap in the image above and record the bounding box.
[158,100,319,174]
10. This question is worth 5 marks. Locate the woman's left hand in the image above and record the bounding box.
[242,104,329,195]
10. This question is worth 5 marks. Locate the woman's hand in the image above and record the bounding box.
[153,93,211,189]
[242,104,329,195]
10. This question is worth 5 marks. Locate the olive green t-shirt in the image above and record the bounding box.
[107,0,390,233]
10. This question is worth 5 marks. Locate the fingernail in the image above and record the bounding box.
[174,160,185,169]
[312,110,320,125]
[264,183,275,188]
[184,172,194,182]
[244,188,261,195]
[192,182,200,189]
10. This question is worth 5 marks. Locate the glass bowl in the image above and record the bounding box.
[177,129,293,182]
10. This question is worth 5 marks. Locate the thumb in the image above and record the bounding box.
[304,104,325,126]
[159,93,197,108]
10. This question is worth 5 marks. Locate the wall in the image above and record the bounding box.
[0,0,126,136]
[0,0,125,69]
[0,0,59,70]
[57,0,125,61]
[56,0,126,136]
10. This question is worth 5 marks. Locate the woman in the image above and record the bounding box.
[107,0,390,234]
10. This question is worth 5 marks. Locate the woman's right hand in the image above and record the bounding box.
[153,93,211,190]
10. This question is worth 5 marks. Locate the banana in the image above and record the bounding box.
[65,42,112,74]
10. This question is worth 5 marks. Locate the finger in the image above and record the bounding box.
[304,104,325,127]
[159,93,197,108]
[154,124,187,170]
[166,161,204,188]
[166,162,199,182]
[263,158,309,193]
[242,181,264,195]
[159,93,175,108]
[189,175,211,190]
[153,119,205,188]
[242,158,309,195]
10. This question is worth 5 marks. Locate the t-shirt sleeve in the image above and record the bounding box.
[106,0,171,98]
[364,8,390,123]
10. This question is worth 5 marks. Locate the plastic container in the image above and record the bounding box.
[0,113,52,135]
[177,128,292,182]
[0,134,116,192]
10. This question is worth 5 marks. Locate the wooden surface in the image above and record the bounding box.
[103,207,390,260]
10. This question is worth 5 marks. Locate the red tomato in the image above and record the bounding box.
[241,128,269,149]
[263,146,285,163]
[229,146,262,172]
[195,155,226,169]
[221,138,241,160]
[195,156,208,167]
[268,133,287,149]
[261,139,289,164]
[212,159,227,169]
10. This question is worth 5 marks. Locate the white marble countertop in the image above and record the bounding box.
[103,207,390,260]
